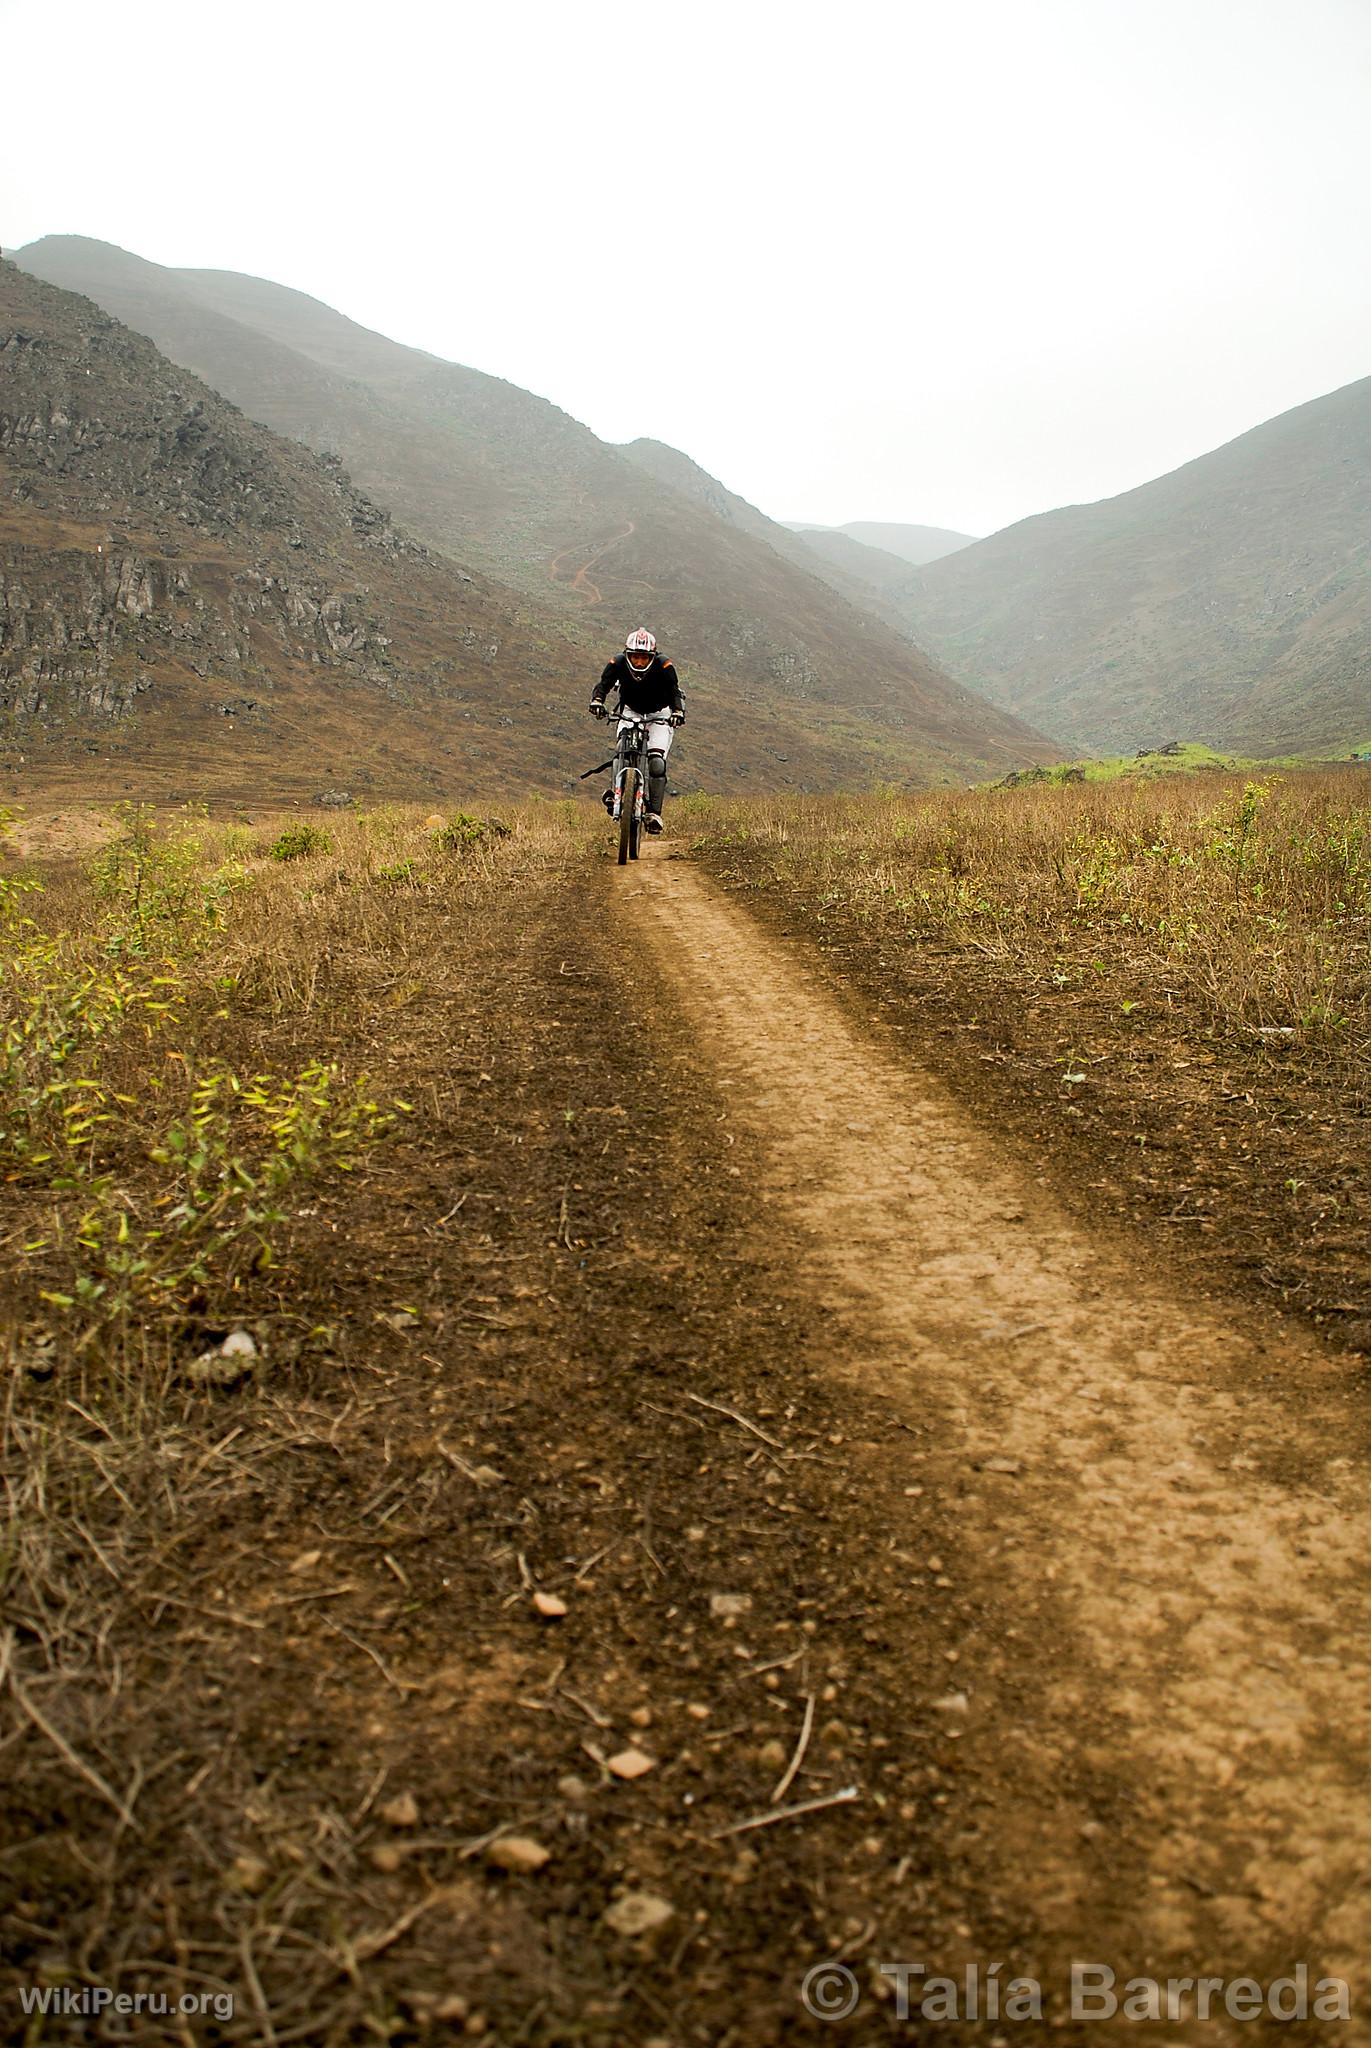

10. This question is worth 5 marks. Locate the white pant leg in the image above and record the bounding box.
[617,708,674,757]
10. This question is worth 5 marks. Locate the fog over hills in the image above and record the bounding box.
[888,381,1371,756]
[14,236,1055,788]
[788,521,977,567]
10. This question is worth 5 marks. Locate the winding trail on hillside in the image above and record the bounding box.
[623,848,1371,2027]
[548,520,636,605]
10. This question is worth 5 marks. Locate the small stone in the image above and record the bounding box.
[227,1853,269,1894]
[709,1592,752,1619]
[603,1890,674,1936]
[934,1692,970,1715]
[607,1746,656,1780]
[757,1739,788,1770]
[685,1702,711,1721]
[982,1455,1023,1476]
[628,1705,653,1728]
[371,1844,404,1873]
[486,1834,550,1873]
[380,1791,419,1827]
[532,1591,568,1619]
[220,1328,257,1357]
[557,1774,591,1802]
[432,1993,468,2021]
[187,1350,249,1387]
[288,1550,322,1575]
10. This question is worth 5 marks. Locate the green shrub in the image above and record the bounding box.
[431,813,489,852]
[268,824,332,863]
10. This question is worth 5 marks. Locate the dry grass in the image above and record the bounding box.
[686,769,1371,1343]
[0,796,596,2033]
[1,798,592,1342]
[686,769,1371,1055]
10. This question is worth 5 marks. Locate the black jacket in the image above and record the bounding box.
[594,652,684,717]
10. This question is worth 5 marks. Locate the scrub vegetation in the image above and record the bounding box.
[691,765,1371,1335]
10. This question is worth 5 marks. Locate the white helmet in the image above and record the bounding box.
[625,628,657,671]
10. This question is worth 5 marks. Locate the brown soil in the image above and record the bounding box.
[6,839,1371,2043]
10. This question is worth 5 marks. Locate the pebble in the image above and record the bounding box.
[709,1592,752,1618]
[603,1890,674,1936]
[380,1791,419,1827]
[486,1835,551,1873]
[226,1853,269,1894]
[532,1591,568,1619]
[607,1746,656,1780]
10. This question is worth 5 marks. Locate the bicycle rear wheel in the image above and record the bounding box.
[618,767,639,866]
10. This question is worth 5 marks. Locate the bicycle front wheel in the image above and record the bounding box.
[618,767,639,866]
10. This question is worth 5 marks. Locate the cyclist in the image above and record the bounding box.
[590,628,685,835]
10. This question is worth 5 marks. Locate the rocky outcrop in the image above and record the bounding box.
[0,264,461,725]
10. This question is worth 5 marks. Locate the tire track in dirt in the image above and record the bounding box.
[548,521,636,606]
[623,850,1371,2030]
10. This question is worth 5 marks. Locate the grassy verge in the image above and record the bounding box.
[684,769,1370,1342]
[1,800,585,1355]
[1,798,596,2032]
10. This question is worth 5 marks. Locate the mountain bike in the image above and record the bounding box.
[611,710,651,865]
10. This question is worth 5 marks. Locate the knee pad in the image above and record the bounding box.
[648,750,667,776]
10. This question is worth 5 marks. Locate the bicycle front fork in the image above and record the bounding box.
[612,765,643,822]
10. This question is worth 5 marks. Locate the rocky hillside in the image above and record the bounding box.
[15,237,1056,787]
[887,380,1371,756]
[0,260,607,803]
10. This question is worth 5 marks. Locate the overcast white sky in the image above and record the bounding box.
[4,0,1369,536]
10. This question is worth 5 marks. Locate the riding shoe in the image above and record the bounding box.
[644,813,665,836]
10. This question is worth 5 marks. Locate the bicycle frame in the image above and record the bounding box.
[610,710,652,823]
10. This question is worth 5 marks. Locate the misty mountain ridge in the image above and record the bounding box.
[891,377,1371,756]
[7,239,1055,792]
[787,521,977,566]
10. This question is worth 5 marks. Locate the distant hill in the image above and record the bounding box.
[888,381,1371,757]
[788,521,977,566]
[15,236,1055,788]
[787,527,938,608]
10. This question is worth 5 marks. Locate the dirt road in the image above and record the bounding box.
[549,521,637,605]
[617,849,1371,2035]
[10,832,1369,2044]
